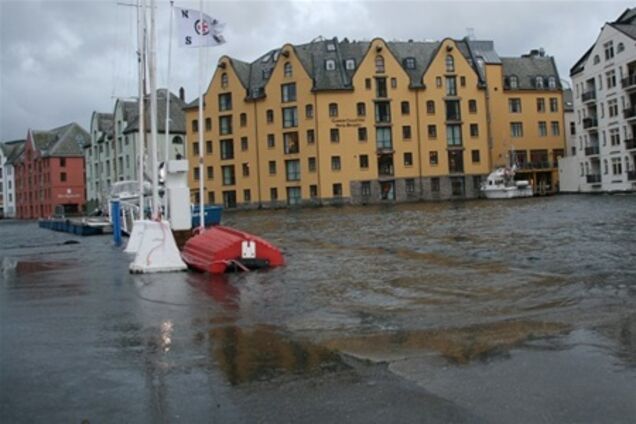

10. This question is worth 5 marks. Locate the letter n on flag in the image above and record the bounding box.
[176,7,226,47]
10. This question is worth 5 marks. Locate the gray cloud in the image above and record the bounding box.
[1,0,632,141]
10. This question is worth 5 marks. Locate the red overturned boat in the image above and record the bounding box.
[181,226,285,274]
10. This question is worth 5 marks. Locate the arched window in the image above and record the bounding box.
[593,55,600,65]
[221,72,228,88]
[172,136,183,145]
[548,76,556,89]
[284,62,292,77]
[325,59,336,71]
[509,75,518,89]
[445,55,454,72]
[617,42,625,53]
[375,55,385,73]
[535,76,544,89]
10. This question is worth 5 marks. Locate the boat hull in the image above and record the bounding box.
[482,187,533,199]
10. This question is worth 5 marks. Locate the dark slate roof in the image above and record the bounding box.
[123,89,187,134]
[386,41,439,88]
[501,54,561,90]
[97,112,114,133]
[229,58,251,88]
[31,123,89,157]
[563,88,574,112]
[4,140,25,164]
[611,23,636,40]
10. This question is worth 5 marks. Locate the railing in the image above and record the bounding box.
[621,74,636,90]
[623,107,636,120]
[516,161,555,170]
[582,117,598,129]
[378,167,394,177]
[581,90,596,102]
[585,145,600,156]
[586,174,601,184]
[628,170,636,181]
[625,138,636,149]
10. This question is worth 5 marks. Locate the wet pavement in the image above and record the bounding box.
[1,194,635,423]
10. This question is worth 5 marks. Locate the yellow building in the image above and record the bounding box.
[185,37,565,208]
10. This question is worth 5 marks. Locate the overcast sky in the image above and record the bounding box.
[0,0,632,141]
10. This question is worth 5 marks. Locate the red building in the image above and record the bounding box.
[15,123,89,219]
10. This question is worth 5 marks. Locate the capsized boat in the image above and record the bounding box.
[181,226,285,274]
[481,166,533,199]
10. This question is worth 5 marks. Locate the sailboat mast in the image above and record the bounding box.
[136,0,146,218]
[164,1,174,220]
[148,0,160,218]
[197,0,204,229]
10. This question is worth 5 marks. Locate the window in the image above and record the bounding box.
[359,154,369,169]
[219,116,232,135]
[509,75,518,89]
[331,156,341,170]
[548,77,556,89]
[471,150,480,163]
[282,107,298,128]
[268,160,276,175]
[220,140,234,160]
[404,152,413,166]
[608,99,618,117]
[402,125,412,140]
[375,55,385,73]
[193,167,200,180]
[240,113,247,127]
[606,70,616,89]
[451,177,464,195]
[284,132,299,154]
[192,142,200,156]
[60,172,67,182]
[284,62,292,77]
[405,57,416,69]
[345,59,356,70]
[401,101,410,115]
[511,122,523,138]
[221,72,228,88]
[240,137,248,152]
[539,121,547,137]
[241,163,249,177]
[447,124,462,146]
[365,78,372,90]
[549,97,558,112]
[361,181,371,197]
[219,93,232,111]
[270,187,278,201]
[222,165,235,185]
[537,98,545,112]
[310,185,318,198]
[570,122,576,136]
[376,127,392,149]
[460,76,466,87]
[431,177,440,192]
[446,100,461,121]
[404,178,415,194]
[610,128,620,146]
[243,189,251,203]
[593,55,600,65]
[60,157,66,167]
[446,76,457,96]
[358,127,368,142]
[470,123,479,137]
[426,100,435,114]
[207,166,214,179]
[357,102,366,117]
[375,102,391,123]
[617,42,625,53]
[285,160,300,181]
[266,109,274,123]
[428,124,437,139]
[308,157,316,172]
[192,119,198,132]
[551,121,560,136]
[376,77,387,97]
[281,83,297,102]
[326,42,336,51]
[509,98,522,113]
[535,76,544,89]
[325,59,336,70]
[305,104,313,119]
[267,134,275,148]
[436,77,442,88]
[445,54,454,72]
[206,140,213,154]
[329,103,338,117]
[307,129,315,144]
[448,151,464,173]
[612,157,622,175]
[287,187,301,205]
[468,100,477,114]
[604,41,614,61]
[330,128,340,143]
[391,78,397,89]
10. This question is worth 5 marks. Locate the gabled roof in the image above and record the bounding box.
[123,89,187,134]
[501,54,561,90]
[4,141,25,164]
[30,123,89,157]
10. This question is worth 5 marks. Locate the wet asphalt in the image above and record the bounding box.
[1,194,635,423]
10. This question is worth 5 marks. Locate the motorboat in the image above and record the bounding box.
[481,166,533,199]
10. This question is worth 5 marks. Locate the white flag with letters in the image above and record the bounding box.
[176,7,226,47]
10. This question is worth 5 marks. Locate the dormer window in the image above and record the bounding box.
[445,55,455,72]
[284,62,292,77]
[375,55,385,73]
[325,59,336,71]
[535,76,544,89]
[326,42,336,51]
[273,50,280,62]
[221,72,228,89]
[262,69,271,80]
[404,57,416,70]
[548,76,556,89]
[509,75,518,89]
[345,59,356,70]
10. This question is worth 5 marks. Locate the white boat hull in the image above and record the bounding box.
[483,186,533,199]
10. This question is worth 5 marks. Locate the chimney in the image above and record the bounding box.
[539,47,545,57]
[179,87,185,101]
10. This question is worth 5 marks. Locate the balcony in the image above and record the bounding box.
[621,74,636,91]
[628,170,636,181]
[517,161,554,170]
[585,145,600,156]
[625,138,636,150]
[586,174,601,184]
[581,90,596,103]
[623,107,636,121]
[376,144,394,155]
[582,117,598,131]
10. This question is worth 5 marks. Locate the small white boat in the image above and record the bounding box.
[481,167,533,199]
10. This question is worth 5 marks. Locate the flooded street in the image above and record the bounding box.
[1,194,635,423]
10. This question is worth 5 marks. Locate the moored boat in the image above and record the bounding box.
[481,166,533,199]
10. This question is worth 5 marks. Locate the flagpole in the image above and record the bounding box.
[137,0,146,219]
[198,0,204,229]
[149,0,160,219]
[164,0,174,220]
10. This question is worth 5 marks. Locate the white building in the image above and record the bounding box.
[86,89,187,209]
[562,8,636,193]
[0,140,25,218]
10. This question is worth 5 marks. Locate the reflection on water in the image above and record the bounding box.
[207,325,347,385]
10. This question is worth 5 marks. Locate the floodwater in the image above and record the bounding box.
[1,194,635,423]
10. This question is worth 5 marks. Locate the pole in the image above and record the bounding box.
[198,0,204,229]
[164,1,174,220]
[137,0,146,219]
[111,200,122,246]
[149,0,160,219]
